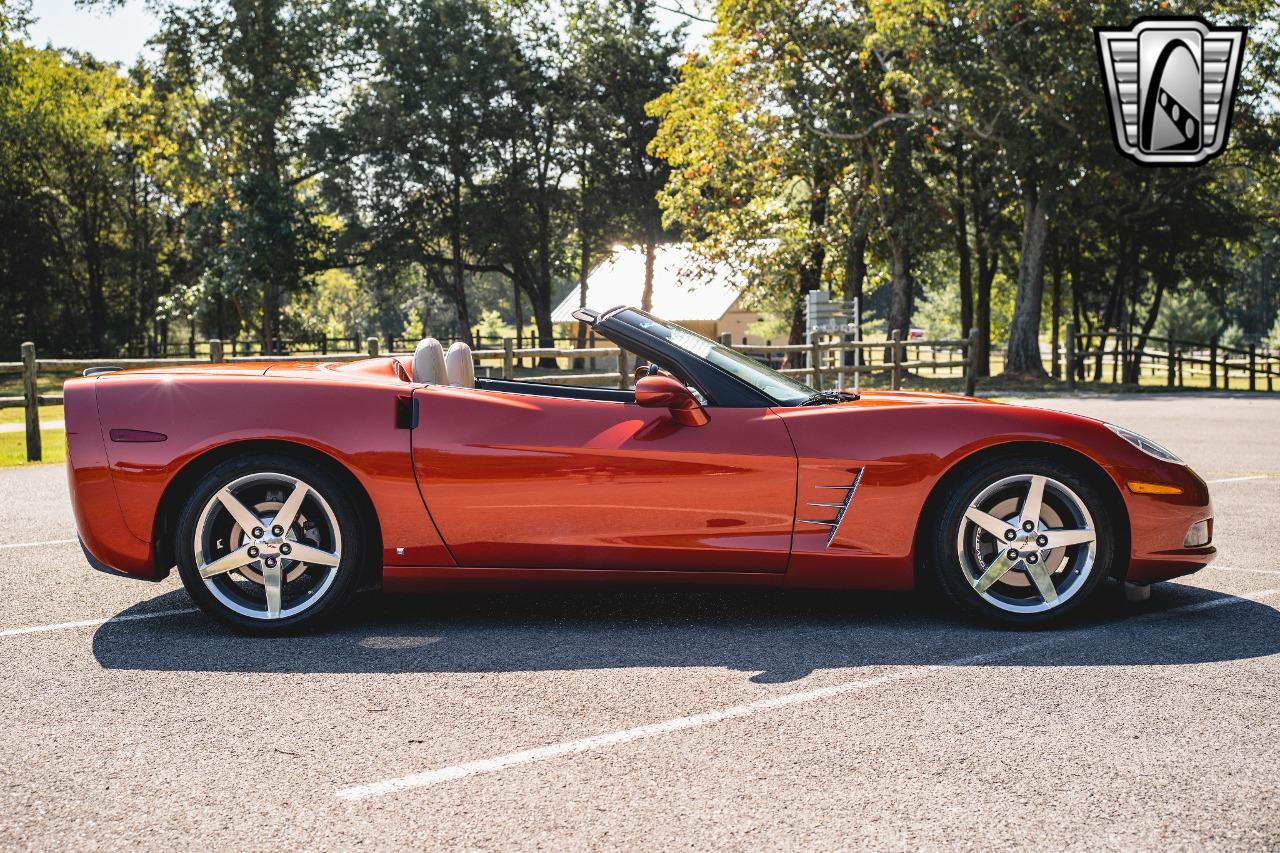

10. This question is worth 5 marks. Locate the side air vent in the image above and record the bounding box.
[798,468,865,547]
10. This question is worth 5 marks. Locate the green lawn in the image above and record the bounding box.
[0,429,65,467]
[0,405,63,426]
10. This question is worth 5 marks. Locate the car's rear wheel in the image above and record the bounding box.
[175,454,365,634]
[927,455,1115,626]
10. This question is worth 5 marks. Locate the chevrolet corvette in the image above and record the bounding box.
[65,305,1215,633]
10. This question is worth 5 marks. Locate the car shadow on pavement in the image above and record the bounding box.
[92,582,1280,683]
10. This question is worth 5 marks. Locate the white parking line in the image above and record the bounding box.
[334,587,1280,801]
[1207,476,1269,484]
[0,538,77,550]
[1213,565,1280,576]
[0,608,199,638]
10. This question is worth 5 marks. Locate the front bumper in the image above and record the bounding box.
[1118,462,1216,584]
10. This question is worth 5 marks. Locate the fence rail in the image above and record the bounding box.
[8,323,1278,462]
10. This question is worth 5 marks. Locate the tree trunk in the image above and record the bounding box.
[886,240,913,341]
[785,170,832,363]
[513,279,524,349]
[953,148,973,339]
[1070,236,1083,381]
[1127,260,1171,383]
[970,164,996,377]
[574,233,591,369]
[842,228,867,367]
[1050,233,1062,379]
[449,173,473,346]
[1095,228,1133,380]
[1003,179,1051,378]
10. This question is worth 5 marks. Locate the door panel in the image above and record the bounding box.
[411,385,797,571]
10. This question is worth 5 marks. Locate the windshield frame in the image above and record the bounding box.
[594,307,818,407]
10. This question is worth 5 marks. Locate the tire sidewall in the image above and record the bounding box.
[928,455,1115,627]
[175,453,365,634]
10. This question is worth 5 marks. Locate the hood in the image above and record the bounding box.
[841,389,1005,409]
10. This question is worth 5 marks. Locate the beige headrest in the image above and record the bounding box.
[412,338,447,384]
[445,341,476,388]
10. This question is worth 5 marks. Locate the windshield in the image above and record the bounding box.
[620,309,817,405]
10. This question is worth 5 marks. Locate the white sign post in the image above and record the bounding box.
[804,291,860,391]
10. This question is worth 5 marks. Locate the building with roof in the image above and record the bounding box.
[551,244,772,345]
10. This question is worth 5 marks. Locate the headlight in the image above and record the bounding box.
[1105,423,1183,464]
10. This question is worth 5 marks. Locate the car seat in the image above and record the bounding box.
[412,338,447,384]
[445,342,476,388]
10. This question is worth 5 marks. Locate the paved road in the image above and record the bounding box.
[1,392,1278,850]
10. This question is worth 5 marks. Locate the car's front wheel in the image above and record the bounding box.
[927,455,1115,626]
[175,453,366,634]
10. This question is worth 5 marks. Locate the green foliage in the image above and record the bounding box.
[1155,289,1223,344]
[1267,314,1280,351]
[2,0,1278,367]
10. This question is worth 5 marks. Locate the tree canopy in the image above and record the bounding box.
[0,0,1277,378]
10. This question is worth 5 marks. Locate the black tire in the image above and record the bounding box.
[924,454,1115,627]
[175,452,367,635]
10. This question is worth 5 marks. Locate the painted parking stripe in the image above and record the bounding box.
[0,608,198,638]
[0,538,77,550]
[1207,476,1269,484]
[1212,565,1280,576]
[335,587,1280,801]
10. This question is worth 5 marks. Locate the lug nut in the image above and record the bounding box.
[1022,520,1035,532]
[264,557,277,568]
[272,525,284,537]
[1004,529,1017,541]
[251,527,264,539]
[247,546,260,558]
[1026,553,1039,564]
[1036,535,1048,547]
[279,543,292,555]
[1006,548,1019,561]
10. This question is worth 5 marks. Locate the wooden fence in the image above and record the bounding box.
[1062,323,1280,393]
[6,324,1278,463]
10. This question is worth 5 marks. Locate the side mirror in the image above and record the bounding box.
[634,375,709,427]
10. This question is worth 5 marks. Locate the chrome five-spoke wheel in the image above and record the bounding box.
[957,474,1096,614]
[928,456,1114,626]
[194,472,342,620]
[176,454,365,633]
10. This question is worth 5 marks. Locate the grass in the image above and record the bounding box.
[0,405,63,426]
[0,429,65,467]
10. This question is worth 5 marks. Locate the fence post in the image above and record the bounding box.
[617,348,629,390]
[21,342,41,463]
[1249,344,1256,391]
[1110,332,1119,384]
[890,330,902,391]
[1209,338,1218,390]
[810,340,824,391]
[1063,323,1076,392]
[209,339,224,363]
[1166,336,1175,388]
[964,327,979,396]
[502,338,514,380]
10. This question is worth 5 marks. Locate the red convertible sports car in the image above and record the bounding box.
[66,306,1214,633]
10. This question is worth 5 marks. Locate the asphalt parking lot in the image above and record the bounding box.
[2,392,1278,850]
